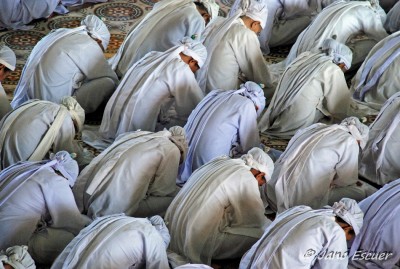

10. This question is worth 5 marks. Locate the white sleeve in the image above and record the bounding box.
[41,173,91,235]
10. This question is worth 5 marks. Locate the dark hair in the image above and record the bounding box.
[194,1,208,13]
[335,216,355,235]
[0,64,12,73]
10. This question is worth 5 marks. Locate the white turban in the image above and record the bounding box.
[332,198,364,235]
[180,37,207,68]
[81,15,110,51]
[0,44,16,71]
[340,117,369,149]
[60,96,85,133]
[242,0,268,29]
[196,0,220,23]
[239,81,265,117]
[0,246,35,269]
[169,126,188,163]
[49,151,79,187]
[149,215,170,248]
[320,38,353,70]
[241,147,274,181]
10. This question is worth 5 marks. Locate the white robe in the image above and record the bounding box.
[0,82,11,120]
[266,123,374,213]
[0,100,84,170]
[11,30,118,113]
[349,32,400,116]
[240,206,348,269]
[258,52,349,139]
[51,215,170,269]
[0,163,90,252]
[359,92,400,186]
[109,0,205,77]
[197,18,273,99]
[0,0,61,30]
[166,156,270,265]
[178,90,260,185]
[87,48,203,149]
[349,179,400,269]
[284,1,387,69]
[385,1,400,33]
[74,131,180,218]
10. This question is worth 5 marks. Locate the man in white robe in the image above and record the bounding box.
[10,15,118,114]
[74,127,187,218]
[177,81,265,185]
[0,97,87,170]
[266,117,376,213]
[84,37,207,150]
[196,0,273,99]
[359,92,400,186]
[109,0,219,78]
[0,152,91,265]
[228,0,331,53]
[282,0,387,71]
[349,31,400,116]
[0,0,107,30]
[0,246,35,269]
[258,39,352,139]
[0,45,14,120]
[51,215,171,269]
[240,199,364,269]
[166,148,274,265]
[348,179,400,269]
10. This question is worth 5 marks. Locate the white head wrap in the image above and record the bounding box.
[0,44,16,71]
[320,38,353,70]
[242,0,268,29]
[81,15,110,51]
[239,81,265,117]
[49,151,79,187]
[169,126,188,163]
[60,96,85,133]
[149,215,171,248]
[180,37,207,68]
[0,246,35,269]
[241,147,274,181]
[340,117,369,149]
[196,0,220,23]
[332,198,364,235]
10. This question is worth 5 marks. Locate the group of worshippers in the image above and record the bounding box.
[1,0,400,267]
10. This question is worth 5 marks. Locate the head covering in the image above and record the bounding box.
[81,15,110,51]
[169,126,188,163]
[60,96,85,133]
[320,38,353,70]
[149,215,171,248]
[241,147,274,181]
[196,0,220,23]
[49,151,79,187]
[242,0,268,29]
[0,245,35,269]
[340,117,369,149]
[332,198,364,235]
[0,44,16,71]
[180,37,207,68]
[239,81,265,117]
